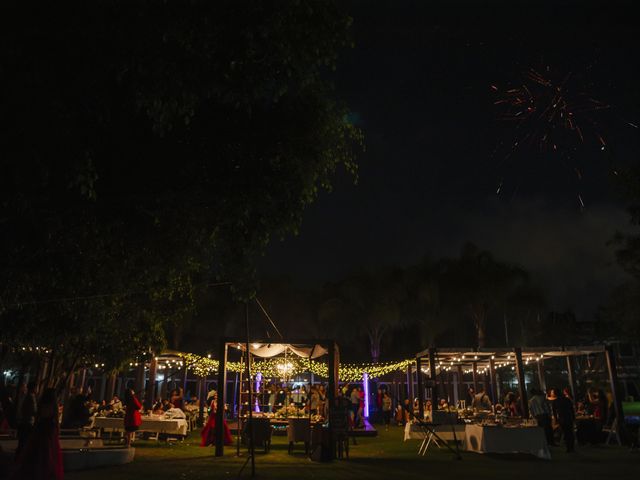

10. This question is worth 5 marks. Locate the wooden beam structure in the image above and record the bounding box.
[416,356,424,419]
[513,347,529,419]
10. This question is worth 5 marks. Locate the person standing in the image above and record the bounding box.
[382,391,392,431]
[349,386,360,424]
[16,382,37,456]
[529,388,554,446]
[11,388,63,480]
[550,387,575,453]
[124,389,142,447]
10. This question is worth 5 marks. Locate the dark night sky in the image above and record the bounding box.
[260,1,640,320]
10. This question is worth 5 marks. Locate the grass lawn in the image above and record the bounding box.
[624,402,640,416]
[65,426,639,480]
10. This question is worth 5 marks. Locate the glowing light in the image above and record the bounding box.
[255,372,262,413]
[363,372,370,418]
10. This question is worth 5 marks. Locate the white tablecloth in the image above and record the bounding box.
[404,422,465,442]
[464,424,550,459]
[92,416,188,436]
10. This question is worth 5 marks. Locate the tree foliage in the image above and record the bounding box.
[0,1,360,381]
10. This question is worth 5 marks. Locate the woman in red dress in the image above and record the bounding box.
[200,395,232,447]
[124,388,142,447]
[11,388,63,480]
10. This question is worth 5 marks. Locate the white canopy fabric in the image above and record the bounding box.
[248,343,328,359]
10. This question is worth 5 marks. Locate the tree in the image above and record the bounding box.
[0,1,360,378]
[402,259,445,348]
[319,268,406,362]
[439,244,527,347]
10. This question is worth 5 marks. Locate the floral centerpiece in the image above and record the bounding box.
[105,406,125,418]
[274,404,306,418]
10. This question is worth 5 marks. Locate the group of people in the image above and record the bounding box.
[251,382,329,418]
[0,382,63,479]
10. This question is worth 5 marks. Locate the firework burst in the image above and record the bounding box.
[492,65,612,209]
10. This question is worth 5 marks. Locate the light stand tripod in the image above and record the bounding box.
[407,409,462,460]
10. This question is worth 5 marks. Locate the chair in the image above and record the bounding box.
[287,418,311,454]
[242,418,272,453]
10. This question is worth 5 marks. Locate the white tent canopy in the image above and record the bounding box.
[248,343,328,359]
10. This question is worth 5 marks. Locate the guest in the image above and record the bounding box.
[424,400,433,420]
[63,389,91,429]
[171,388,184,409]
[124,388,142,447]
[110,395,123,411]
[507,395,521,417]
[549,387,575,452]
[400,398,411,426]
[16,382,37,456]
[357,387,365,427]
[376,387,384,422]
[349,386,360,422]
[309,386,320,416]
[201,397,232,447]
[562,387,573,401]
[206,384,217,404]
[318,385,327,418]
[471,387,492,411]
[0,386,16,430]
[382,391,392,430]
[466,386,475,407]
[152,399,165,415]
[11,388,63,480]
[439,398,449,410]
[529,388,554,446]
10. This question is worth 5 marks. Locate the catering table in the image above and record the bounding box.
[464,424,550,459]
[92,416,189,437]
[404,422,466,442]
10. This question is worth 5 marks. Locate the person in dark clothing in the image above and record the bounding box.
[550,387,575,452]
[63,391,91,429]
[16,382,38,456]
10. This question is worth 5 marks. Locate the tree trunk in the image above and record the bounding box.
[369,332,381,363]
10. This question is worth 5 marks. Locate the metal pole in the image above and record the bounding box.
[537,359,546,393]
[428,348,438,404]
[406,364,414,402]
[328,341,339,461]
[244,303,255,476]
[605,345,625,441]
[472,362,478,392]
[214,340,228,457]
[565,356,576,401]
[457,365,465,407]
[488,357,497,404]
[416,357,424,419]
[514,348,529,418]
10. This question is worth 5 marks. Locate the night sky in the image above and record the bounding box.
[260,1,640,320]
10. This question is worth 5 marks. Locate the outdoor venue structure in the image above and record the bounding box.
[413,345,626,440]
[214,338,340,458]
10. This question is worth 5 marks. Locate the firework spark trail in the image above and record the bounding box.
[491,65,618,206]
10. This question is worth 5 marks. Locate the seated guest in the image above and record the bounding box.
[110,395,123,411]
[152,400,164,415]
[438,398,449,410]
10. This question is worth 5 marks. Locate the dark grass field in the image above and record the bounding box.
[65,424,639,480]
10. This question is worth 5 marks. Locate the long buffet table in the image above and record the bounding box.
[92,415,189,436]
[464,424,550,459]
[403,422,466,442]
